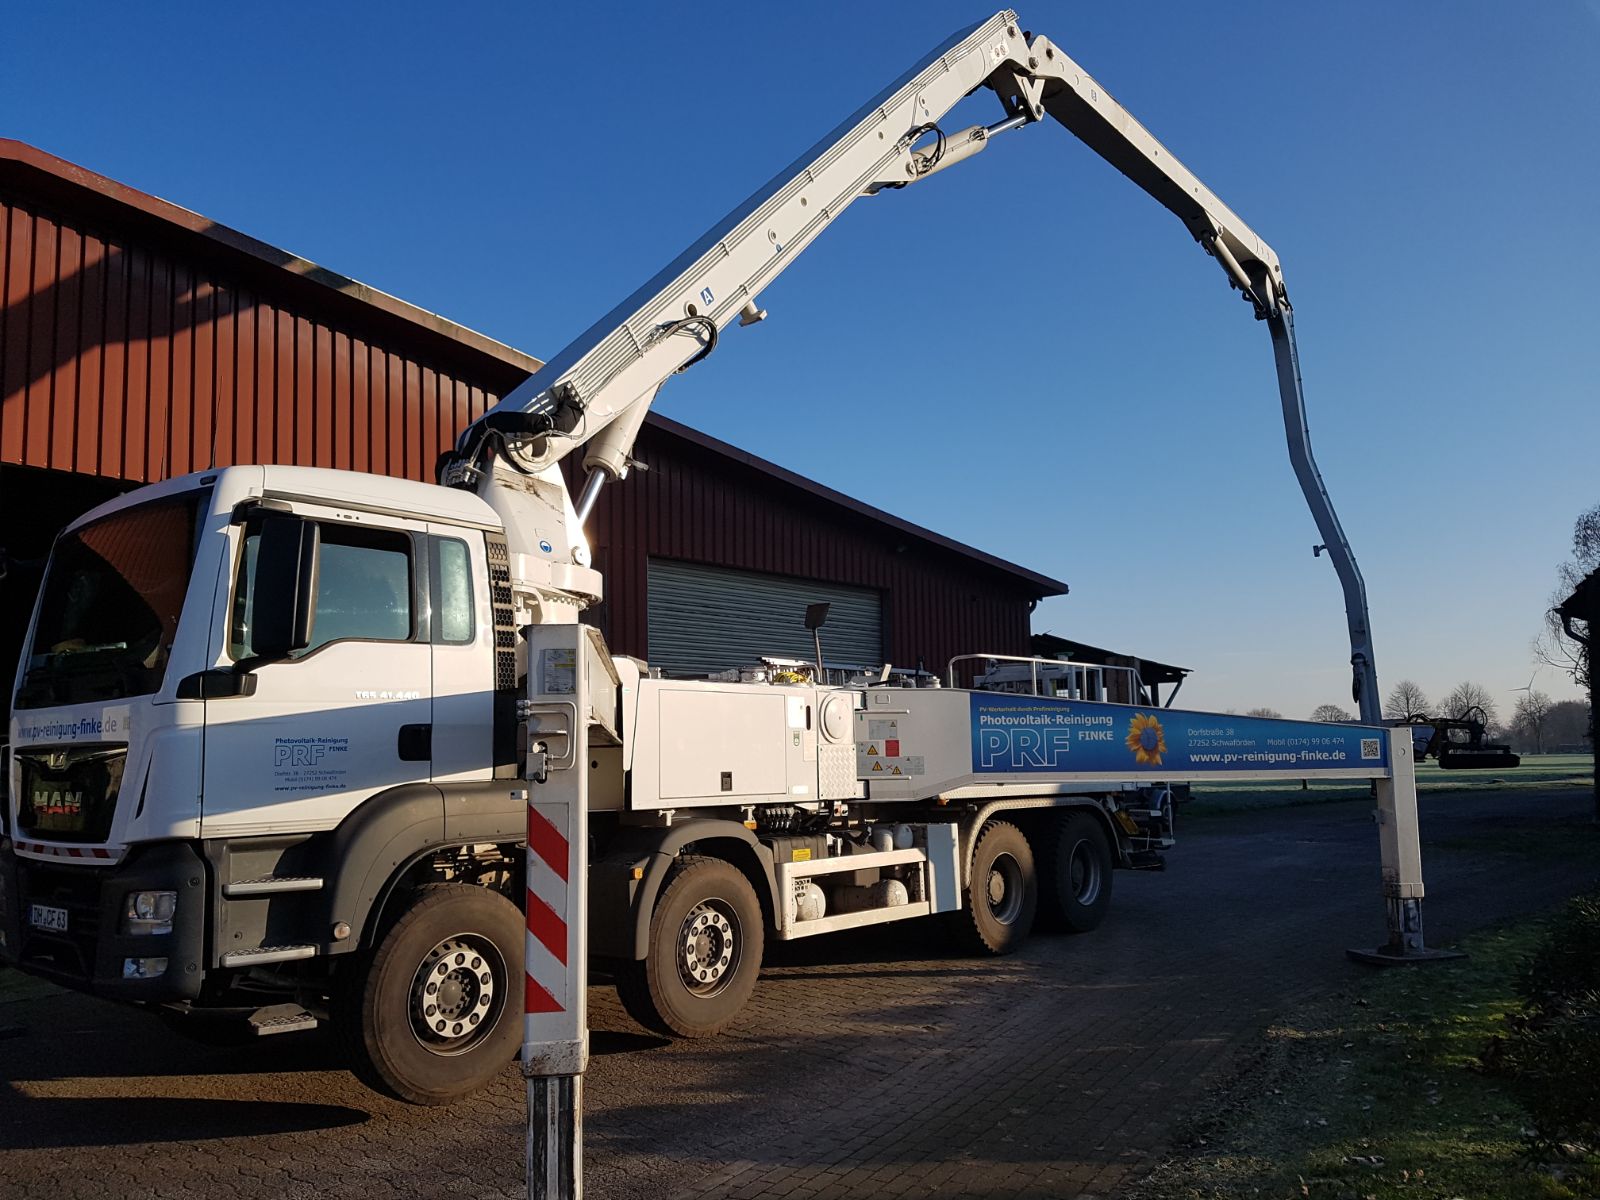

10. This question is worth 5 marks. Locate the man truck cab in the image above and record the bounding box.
[4,470,523,1076]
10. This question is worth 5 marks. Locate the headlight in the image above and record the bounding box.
[123,890,177,935]
[122,956,169,979]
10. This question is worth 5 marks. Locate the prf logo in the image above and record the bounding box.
[275,743,327,767]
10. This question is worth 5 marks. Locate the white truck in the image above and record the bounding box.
[2,12,1407,1106]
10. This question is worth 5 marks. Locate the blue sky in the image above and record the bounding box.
[5,2,1596,718]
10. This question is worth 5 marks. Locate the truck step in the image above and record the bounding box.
[222,876,325,897]
[220,944,319,967]
[1126,851,1167,871]
[247,1004,319,1037]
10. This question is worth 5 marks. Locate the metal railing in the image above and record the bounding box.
[946,654,1147,703]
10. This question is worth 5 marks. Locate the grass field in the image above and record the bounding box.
[1185,753,1594,815]
[1130,911,1600,1200]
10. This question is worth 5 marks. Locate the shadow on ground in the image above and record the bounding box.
[0,1087,368,1148]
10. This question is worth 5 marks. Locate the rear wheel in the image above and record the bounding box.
[1054,812,1114,933]
[946,820,1037,955]
[333,883,523,1105]
[615,856,764,1038]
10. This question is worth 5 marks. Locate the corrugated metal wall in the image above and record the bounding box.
[1,197,502,483]
[583,426,1036,675]
[646,559,884,675]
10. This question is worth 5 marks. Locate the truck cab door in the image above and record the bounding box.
[200,503,433,838]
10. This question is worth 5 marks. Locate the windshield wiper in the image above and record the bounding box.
[47,641,130,659]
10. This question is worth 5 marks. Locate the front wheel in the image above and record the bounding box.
[946,820,1037,955]
[615,856,764,1038]
[333,883,523,1105]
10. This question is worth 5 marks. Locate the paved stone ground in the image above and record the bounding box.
[1,788,1593,1200]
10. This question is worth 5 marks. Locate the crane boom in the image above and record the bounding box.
[442,10,1380,720]
[448,12,1031,487]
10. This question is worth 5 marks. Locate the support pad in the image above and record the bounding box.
[1346,944,1466,967]
[1346,892,1466,967]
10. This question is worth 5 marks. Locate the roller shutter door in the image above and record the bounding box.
[646,559,883,676]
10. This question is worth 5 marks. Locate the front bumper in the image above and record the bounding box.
[0,837,206,1002]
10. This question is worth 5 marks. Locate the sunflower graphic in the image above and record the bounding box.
[1126,712,1167,766]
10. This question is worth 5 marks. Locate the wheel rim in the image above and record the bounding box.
[986,851,1025,925]
[677,899,740,997]
[409,933,506,1056]
[1067,838,1103,906]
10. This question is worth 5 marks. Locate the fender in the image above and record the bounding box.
[590,820,777,961]
[318,783,446,952]
[316,780,528,952]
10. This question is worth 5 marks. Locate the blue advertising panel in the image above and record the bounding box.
[969,693,1390,775]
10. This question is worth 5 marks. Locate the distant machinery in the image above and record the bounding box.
[1402,707,1521,771]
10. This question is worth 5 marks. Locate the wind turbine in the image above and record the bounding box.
[1511,669,1544,753]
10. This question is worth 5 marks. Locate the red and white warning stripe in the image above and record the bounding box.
[525,802,572,1017]
[12,840,124,864]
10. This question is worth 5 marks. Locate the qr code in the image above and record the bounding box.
[1360,738,1381,760]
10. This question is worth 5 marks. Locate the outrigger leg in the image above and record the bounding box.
[1346,730,1465,965]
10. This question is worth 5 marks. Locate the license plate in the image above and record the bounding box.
[28,904,68,933]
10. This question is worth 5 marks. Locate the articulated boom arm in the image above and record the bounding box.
[447,12,1037,501]
[445,10,1380,720]
[1012,34,1379,719]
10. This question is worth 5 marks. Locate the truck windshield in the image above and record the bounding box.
[15,490,210,709]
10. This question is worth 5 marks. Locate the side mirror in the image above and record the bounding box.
[246,512,319,665]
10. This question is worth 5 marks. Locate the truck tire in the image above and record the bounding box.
[1054,812,1113,933]
[946,820,1037,955]
[614,856,764,1038]
[334,882,523,1105]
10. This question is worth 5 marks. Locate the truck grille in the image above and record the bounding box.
[14,745,126,844]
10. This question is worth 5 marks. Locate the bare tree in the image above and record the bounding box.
[1535,625,1586,689]
[1383,680,1430,720]
[1540,502,1599,691]
[1245,706,1283,719]
[1575,504,1600,565]
[1310,704,1354,723]
[1440,680,1500,726]
[1510,690,1556,754]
